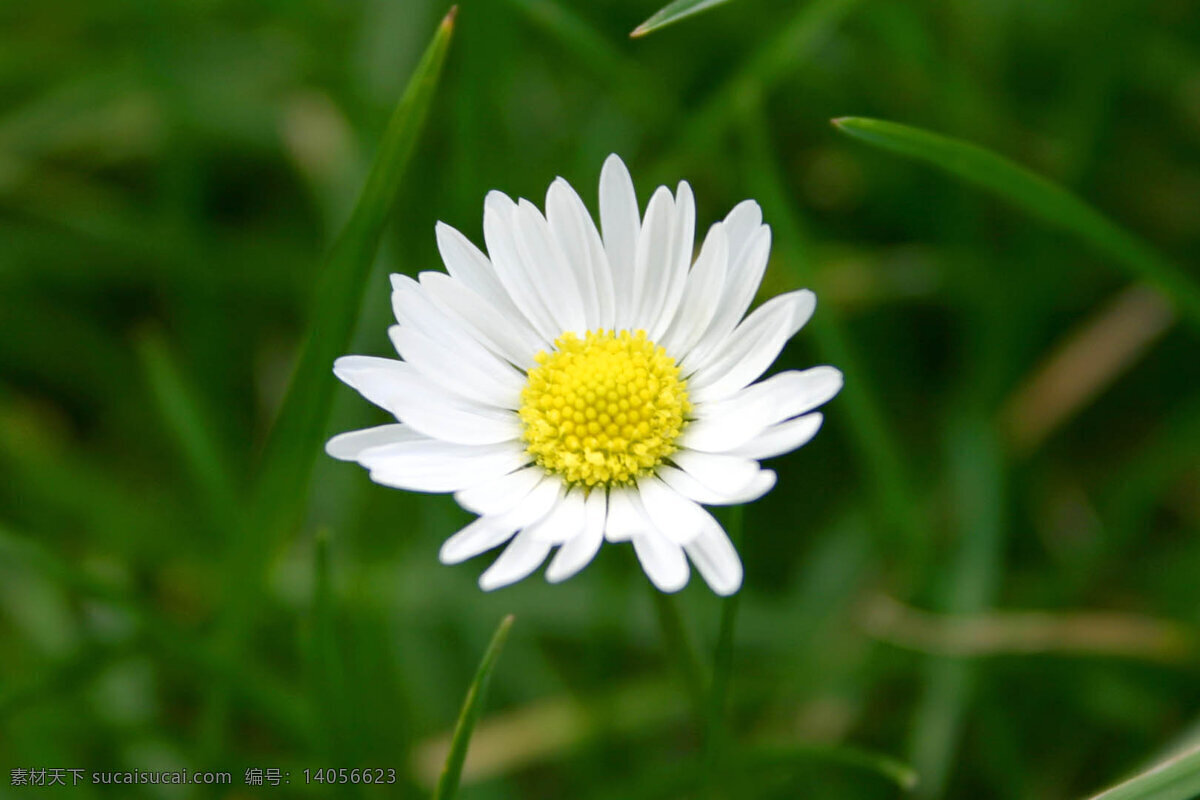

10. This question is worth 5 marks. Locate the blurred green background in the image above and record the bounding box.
[3,0,1200,797]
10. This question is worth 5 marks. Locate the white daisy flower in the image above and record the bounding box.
[326,154,842,595]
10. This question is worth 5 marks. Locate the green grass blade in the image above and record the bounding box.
[745,743,920,792]
[909,417,1005,799]
[1086,744,1200,800]
[832,117,1200,328]
[649,588,709,718]
[250,6,457,542]
[631,0,739,37]
[135,329,237,521]
[434,614,516,800]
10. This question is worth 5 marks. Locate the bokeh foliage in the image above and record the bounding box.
[2,0,1200,798]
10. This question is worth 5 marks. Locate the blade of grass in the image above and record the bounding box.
[909,417,1005,799]
[631,0,739,37]
[203,6,457,757]
[1086,744,1200,800]
[135,328,238,526]
[832,117,1200,328]
[743,743,919,792]
[434,614,516,800]
[250,6,457,544]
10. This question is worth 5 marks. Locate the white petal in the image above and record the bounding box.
[678,388,779,453]
[684,519,743,596]
[670,450,761,496]
[392,274,535,379]
[337,358,521,445]
[332,355,410,413]
[689,223,771,362]
[604,486,644,542]
[479,529,553,591]
[631,531,689,593]
[546,177,615,332]
[435,222,520,316]
[686,289,817,404]
[636,475,711,544]
[440,516,518,564]
[684,367,840,452]
[420,271,546,367]
[727,413,824,460]
[527,487,588,543]
[599,154,641,330]
[659,222,727,359]
[483,191,562,341]
[388,325,522,408]
[361,440,529,493]
[454,465,546,516]
[657,464,776,505]
[325,424,423,461]
[630,186,676,331]
[514,198,588,335]
[648,181,696,342]
[546,490,606,583]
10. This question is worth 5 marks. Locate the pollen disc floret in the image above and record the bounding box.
[519,329,690,487]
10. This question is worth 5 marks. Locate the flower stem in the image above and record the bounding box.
[649,588,708,719]
[705,504,745,792]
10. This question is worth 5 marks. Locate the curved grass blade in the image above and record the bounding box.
[1086,744,1200,800]
[745,743,919,792]
[832,117,1200,329]
[631,0,739,37]
[434,614,516,800]
[251,6,458,542]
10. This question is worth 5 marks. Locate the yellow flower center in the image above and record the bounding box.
[519,329,691,488]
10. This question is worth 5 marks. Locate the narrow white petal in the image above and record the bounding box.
[670,450,761,496]
[420,271,546,367]
[660,222,728,359]
[689,224,772,362]
[684,519,743,596]
[392,274,535,382]
[527,487,588,543]
[648,181,696,342]
[483,191,562,341]
[631,531,689,593]
[345,359,520,445]
[727,413,825,461]
[686,289,817,404]
[440,516,518,564]
[657,464,776,505]
[546,178,615,332]
[389,325,522,409]
[678,386,778,453]
[454,465,546,516]
[435,222,518,314]
[599,154,641,330]
[332,355,410,413]
[684,367,841,452]
[325,424,423,461]
[514,199,588,335]
[604,486,644,542]
[631,186,676,331]
[361,440,529,493]
[636,475,711,544]
[546,490,606,583]
[479,529,553,591]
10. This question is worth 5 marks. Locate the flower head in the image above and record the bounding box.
[327,155,842,595]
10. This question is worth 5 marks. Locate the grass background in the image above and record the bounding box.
[2,0,1200,797]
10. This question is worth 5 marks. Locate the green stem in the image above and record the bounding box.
[650,588,709,720]
[705,504,745,792]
